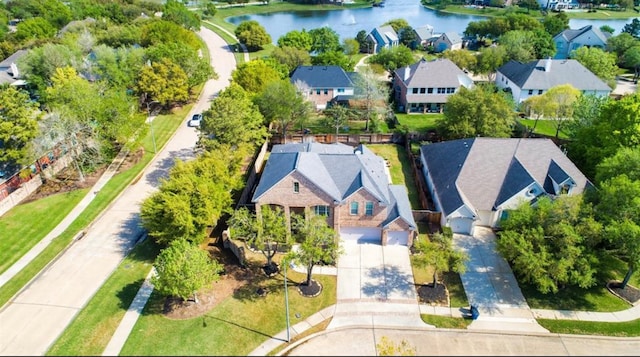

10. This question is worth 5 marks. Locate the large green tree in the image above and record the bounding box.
[162,0,200,30]
[200,83,267,149]
[437,84,516,139]
[141,146,245,246]
[277,29,313,51]
[136,58,189,106]
[288,213,342,287]
[570,46,618,88]
[499,29,555,62]
[270,46,311,74]
[497,195,602,294]
[309,26,341,54]
[228,205,288,274]
[152,239,223,303]
[311,50,355,72]
[145,42,216,91]
[234,20,272,51]
[595,175,640,288]
[473,45,507,81]
[352,66,391,132]
[140,20,201,51]
[541,11,569,36]
[441,49,477,73]
[537,84,582,139]
[567,93,640,180]
[231,58,283,94]
[0,86,41,166]
[254,79,313,138]
[14,17,56,41]
[368,45,414,72]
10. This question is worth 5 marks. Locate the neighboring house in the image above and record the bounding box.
[252,142,417,246]
[553,25,610,59]
[420,138,593,235]
[392,58,474,113]
[366,25,399,53]
[538,0,575,10]
[290,65,356,110]
[495,58,611,103]
[433,32,463,53]
[0,50,27,87]
[412,24,437,50]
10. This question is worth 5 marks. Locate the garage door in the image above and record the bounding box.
[386,231,409,246]
[340,227,381,244]
[449,217,474,235]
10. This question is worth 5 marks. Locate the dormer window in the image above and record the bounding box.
[293,182,299,193]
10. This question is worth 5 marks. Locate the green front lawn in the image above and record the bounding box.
[518,118,570,139]
[0,108,191,309]
[367,143,421,209]
[395,113,441,133]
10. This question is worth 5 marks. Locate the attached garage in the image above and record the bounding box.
[449,217,474,235]
[386,231,409,245]
[340,227,382,244]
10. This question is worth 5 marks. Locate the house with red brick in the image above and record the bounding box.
[251,142,417,246]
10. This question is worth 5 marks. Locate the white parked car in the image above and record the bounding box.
[188,113,202,127]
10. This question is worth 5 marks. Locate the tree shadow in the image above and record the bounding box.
[115,278,147,311]
[361,264,416,300]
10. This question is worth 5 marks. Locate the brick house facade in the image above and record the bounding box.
[252,142,417,246]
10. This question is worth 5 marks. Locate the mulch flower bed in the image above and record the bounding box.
[607,281,640,305]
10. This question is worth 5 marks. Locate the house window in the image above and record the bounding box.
[427,88,433,94]
[293,182,299,193]
[538,90,543,94]
[324,89,328,95]
[316,89,321,95]
[437,88,446,94]
[446,87,455,93]
[365,202,374,216]
[528,89,533,95]
[314,205,330,216]
[350,202,359,215]
[412,88,419,94]
[338,88,345,93]
[309,90,313,95]
[420,88,426,94]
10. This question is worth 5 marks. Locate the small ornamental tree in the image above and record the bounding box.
[288,213,343,287]
[152,239,223,304]
[229,205,288,275]
[412,230,467,285]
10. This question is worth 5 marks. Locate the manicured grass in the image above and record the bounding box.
[518,118,570,139]
[120,265,336,355]
[0,108,190,309]
[536,318,640,337]
[47,238,161,356]
[0,189,87,274]
[395,113,441,133]
[215,1,370,19]
[367,143,421,209]
[421,314,473,329]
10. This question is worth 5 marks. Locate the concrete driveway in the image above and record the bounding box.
[328,240,428,330]
[453,226,548,333]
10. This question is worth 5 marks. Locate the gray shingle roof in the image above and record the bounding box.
[394,58,469,88]
[376,25,399,44]
[441,32,462,44]
[413,25,434,41]
[555,25,610,43]
[290,65,355,89]
[497,59,611,91]
[253,142,415,229]
[420,138,592,216]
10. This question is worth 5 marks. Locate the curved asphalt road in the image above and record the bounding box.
[0,26,235,356]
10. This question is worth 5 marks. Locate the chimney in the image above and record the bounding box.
[544,57,552,72]
[404,67,410,81]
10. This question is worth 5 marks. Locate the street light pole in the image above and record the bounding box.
[146,100,160,153]
[284,258,291,342]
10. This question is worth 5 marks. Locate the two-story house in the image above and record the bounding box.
[433,32,463,53]
[392,58,474,113]
[420,138,593,235]
[495,58,611,103]
[553,25,610,59]
[290,65,356,110]
[252,142,417,246]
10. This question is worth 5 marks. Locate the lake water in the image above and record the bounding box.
[225,1,639,43]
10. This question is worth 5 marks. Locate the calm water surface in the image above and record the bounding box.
[225,1,639,43]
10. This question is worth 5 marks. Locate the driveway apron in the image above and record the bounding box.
[454,226,549,333]
[328,240,428,330]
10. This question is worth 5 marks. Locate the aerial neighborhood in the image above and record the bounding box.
[1,0,640,355]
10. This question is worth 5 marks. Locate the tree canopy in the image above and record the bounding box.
[438,84,516,139]
[152,238,223,303]
[254,79,313,137]
[231,58,284,94]
[0,86,41,166]
[368,45,414,72]
[234,20,272,51]
[141,146,245,246]
[570,46,618,87]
